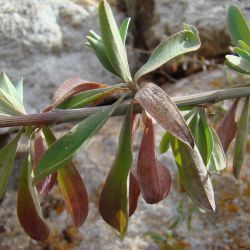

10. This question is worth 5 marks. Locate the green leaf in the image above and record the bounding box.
[187,110,199,139]
[99,0,132,83]
[0,90,25,116]
[99,101,133,237]
[159,132,171,154]
[42,127,89,224]
[239,40,250,53]
[42,127,57,146]
[58,162,88,227]
[87,36,119,76]
[89,30,102,41]
[128,171,140,217]
[207,128,226,173]
[0,73,26,115]
[0,73,24,108]
[58,85,123,109]
[134,24,201,82]
[135,83,194,148]
[234,47,250,61]
[184,108,197,122]
[197,109,213,165]
[233,97,249,178]
[171,137,215,212]
[17,154,49,241]
[119,18,131,44]
[0,129,23,198]
[34,95,125,184]
[225,55,250,74]
[227,5,250,46]
[187,109,225,173]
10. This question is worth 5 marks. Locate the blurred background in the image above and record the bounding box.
[0,0,250,249]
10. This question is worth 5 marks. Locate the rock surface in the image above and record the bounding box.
[147,0,250,57]
[0,0,122,113]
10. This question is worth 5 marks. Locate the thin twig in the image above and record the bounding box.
[0,86,250,128]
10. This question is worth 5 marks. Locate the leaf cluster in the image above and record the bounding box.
[226,5,250,74]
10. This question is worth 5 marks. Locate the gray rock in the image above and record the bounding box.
[148,0,250,57]
[0,0,121,113]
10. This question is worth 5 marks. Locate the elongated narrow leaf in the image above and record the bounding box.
[34,131,57,196]
[87,17,130,76]
[216,99,238,152]
[0,92,25,116]
[50,77,109,109]
[135,83,194,148]
[187,110,199,138]
[0,73,24,108]
[119,18,131,44]
[239,40,250,53]
[234,47,250,61]
[129,171,140,217]
[34,96,126,184]
[53,77,105,103]
[233,97,249,178]
[58,85,123,109]
[227,5,250,46]
[87,36,119,76]
[184,108,197,122]
[17,155,49,241]
[199,110,214,165]
[0,129,23,198]
[58,162,88,227]
[99,0,132,83]
[207,128,226,173]
[159,132,171,154]
[171,137,215,212]
[134,24,200,82]
[99,101,133,237]
[192,109,213,165]
[89,30,102,41]
[137,115,171,204]
[0,89,25,116]
[131,114,140,143]
[42,126,88,227]
[225,55,250,74]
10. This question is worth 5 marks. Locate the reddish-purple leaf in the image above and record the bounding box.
[57,162,88,228]
[137,115,171,204]
[216,99,239,152]
[135,83,194,148]
[131,114,140,144]
[45,77,109,110]
[129,171,140,217]
[17,155,49,241]
[38,173,58,196]
[34,131,57,196]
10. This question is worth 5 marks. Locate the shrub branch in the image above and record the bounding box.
[0,86,249,128]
